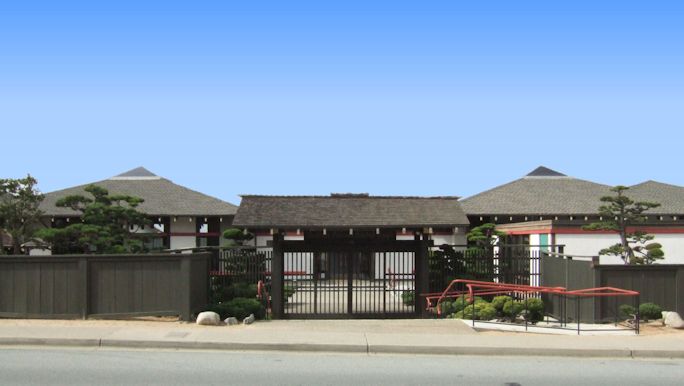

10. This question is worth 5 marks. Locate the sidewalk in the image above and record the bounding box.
[1,318,684,359]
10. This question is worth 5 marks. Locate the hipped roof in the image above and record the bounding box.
[628,181,684,214]
[460,166,612,216]
[40,167,237,217]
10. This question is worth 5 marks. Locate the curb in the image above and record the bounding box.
[100,339,368,353]
[0,337,100,347]
[2,337,684,359]
[631,350,684,359]
[368,345,632,358]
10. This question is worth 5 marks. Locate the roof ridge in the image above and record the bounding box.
[239,194,461,200]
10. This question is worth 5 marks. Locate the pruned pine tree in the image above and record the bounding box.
[583,186,664,264]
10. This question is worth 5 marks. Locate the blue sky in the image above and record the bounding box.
[2,1,683,204]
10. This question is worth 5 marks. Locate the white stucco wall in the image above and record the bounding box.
[432,233,466,245]
[28,248,52,256]
[169,216,196,250]
[254,235,268,247]
[555,233,684,265]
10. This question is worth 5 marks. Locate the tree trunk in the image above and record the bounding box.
[619,230,633,264]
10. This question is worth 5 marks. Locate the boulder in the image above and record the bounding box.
[196,311,221,326]
[243,313,255,325]
[224,317,239,326]
[662,311,684,329]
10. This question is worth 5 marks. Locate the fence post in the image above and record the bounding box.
[78,257,89,320]
[678,266,684,317]
[271,233,284,319]
[591,256,599,268]
[179,255,192,321]
[592,264,601,322]
[415,239,431,318]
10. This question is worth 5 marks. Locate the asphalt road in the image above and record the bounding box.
[1,347,683,386]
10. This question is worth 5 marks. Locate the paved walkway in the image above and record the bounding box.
[1,318,684,359]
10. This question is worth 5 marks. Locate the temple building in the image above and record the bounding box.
[39,167,237,251]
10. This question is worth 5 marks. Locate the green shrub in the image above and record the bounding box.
[228,283,258,299]
[284,285,297,299]
[639,303,663,321]
[522,298,544,323]
[491,295,512,313]
[478,304,497,320]
[401,291,415,306]
[457,302,495,320]
[452,294,485,307]
[619,304,637,318]
[452,296,470,313]
[438,299,457,316]
[503,300,523,319]
[211,282,258,303]
[460,304,478,320]
[206,297,266,320]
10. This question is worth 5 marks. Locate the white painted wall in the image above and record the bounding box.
[555,233,684,265]
[255,235,271,247]
[432,233,466,245]
[28,248,52,256]
[169,216,196,250]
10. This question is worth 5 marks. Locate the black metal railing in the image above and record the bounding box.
[428,244,564,295]
[208,247,272,304]
[281,250,416,318]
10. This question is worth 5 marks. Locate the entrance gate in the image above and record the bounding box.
[276,239,421,318]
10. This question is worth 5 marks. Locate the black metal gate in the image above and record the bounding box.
[281,249,417,318]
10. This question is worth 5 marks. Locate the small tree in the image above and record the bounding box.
[222,228,254,247]
[0,175,45,254]
[467,223,505,249]
[38,185,149,254]
[583,186,664,264]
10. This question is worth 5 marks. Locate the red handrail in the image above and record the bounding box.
[424,279,639,315]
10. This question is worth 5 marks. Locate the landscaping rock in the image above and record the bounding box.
[243,313,255,325]
[224,317,239,326]
[196,311,221,326]
[662,311,684,329]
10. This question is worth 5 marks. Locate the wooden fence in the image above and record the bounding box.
[541,253,684,322]
[0,253,210,321]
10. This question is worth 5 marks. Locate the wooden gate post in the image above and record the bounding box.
[271,232,285,319]
[415,238,431,318]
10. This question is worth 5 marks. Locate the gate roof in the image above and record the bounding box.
[233,194,469,229]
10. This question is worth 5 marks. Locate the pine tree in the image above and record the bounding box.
[583,186,664,264]
[38,185,149,254]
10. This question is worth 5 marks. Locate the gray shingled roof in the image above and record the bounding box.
[628,181,684,215]
[233,194,469,228]
[40,167,237,216]
[460,167,612,215]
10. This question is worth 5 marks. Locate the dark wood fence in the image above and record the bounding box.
[540,254,597,322]
[541,254,684,322]
[0,253,210,321]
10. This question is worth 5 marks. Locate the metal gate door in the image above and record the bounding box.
[282,250,416,318]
